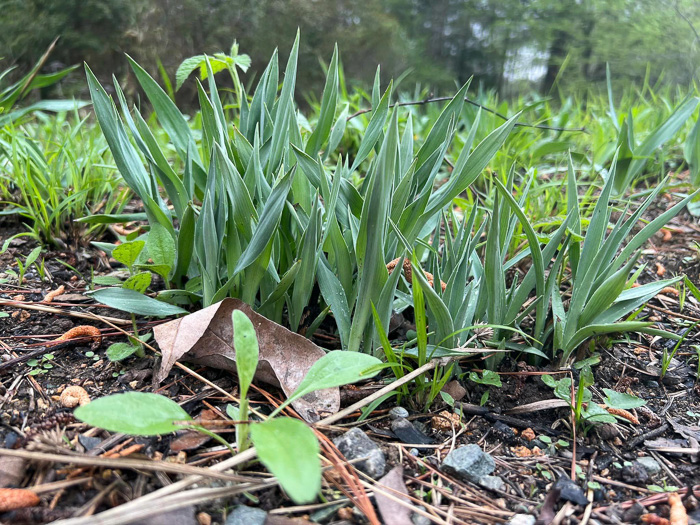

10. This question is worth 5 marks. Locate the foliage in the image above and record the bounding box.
[541,355,645,435]
[78,35,700,369]
[0,112,130,248]
[3,1,699,98]
[0,38,88,126]
[74,310,382,504]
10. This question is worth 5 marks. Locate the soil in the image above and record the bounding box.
[1,191,700,525]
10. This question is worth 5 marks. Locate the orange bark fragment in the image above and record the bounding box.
[0,488,40,512]
[668,492,688,525]
[55,325,102,345]
[60,385,90,408]
[43,285,65,303]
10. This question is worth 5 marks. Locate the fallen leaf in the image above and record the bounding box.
[170,409,218,451]
[153,299,339,422]
[375,466,412,525]
[0,457,26,487]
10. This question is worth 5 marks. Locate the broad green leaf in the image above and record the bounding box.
[75,392,191,436]
[233,310,259,400]
[112,241,145,269]
[250,417,320,503]
[106,343,140,362]
[135,264,172,280]
[148,223,176,270]
[272,351,381,416]
[175,55,205,91]
[123,272,152,294]
[91,287,187,316]
[602,388,646,409]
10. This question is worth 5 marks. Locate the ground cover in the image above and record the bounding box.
[1,38,700,525]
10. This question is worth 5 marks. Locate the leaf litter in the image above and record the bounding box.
[153,298,339,422]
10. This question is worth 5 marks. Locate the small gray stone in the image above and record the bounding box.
[226,506,267,525]
[507,514,536,525]
[333,428,386,479]
[409,448,420,456]
[440,444,495,483]
[635,457,661,476]
[478,475,505,492]
[389,406,409,419]
[621,461,649,484]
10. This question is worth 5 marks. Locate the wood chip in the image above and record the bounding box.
[60,386,90,408]
[0,488,40,512]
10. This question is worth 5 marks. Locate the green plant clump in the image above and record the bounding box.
[82,34,697,368]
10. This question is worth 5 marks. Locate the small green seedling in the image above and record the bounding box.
[15,246,42,285]
[468,370,502,407]
[27,353,54,375]
[542,356,645,435]
[90,231,182,362]
[74,310,382,504]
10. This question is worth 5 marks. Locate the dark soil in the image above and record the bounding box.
[1,195,700,525]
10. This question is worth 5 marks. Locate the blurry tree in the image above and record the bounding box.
[0,0,698,102]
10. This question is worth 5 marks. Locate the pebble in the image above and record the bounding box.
[225,506,267,525]
[391,417,434,444]
[389,406,409,419]
[635,457,661,476]
[478,475,505,492]
[409,448,420,456]
[440,444,495,483]
[621,461,649,484]
[507,515,536,525]
[553,476,589,506]
[333,428,386,479]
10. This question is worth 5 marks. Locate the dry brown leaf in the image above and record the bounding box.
[170,410,218,452]
[374,466,412,525]
[153,298,339,422]
[0,457,26,488]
